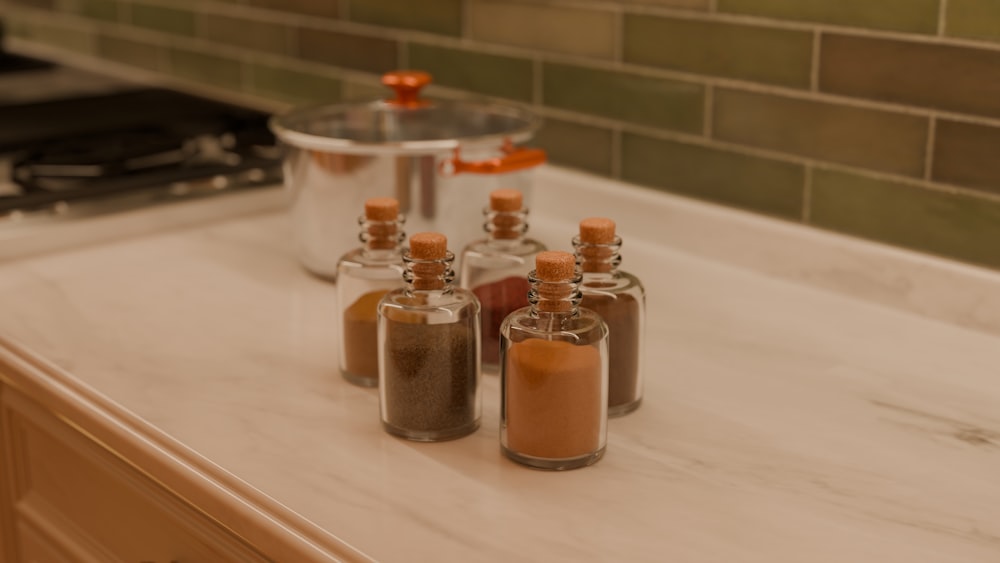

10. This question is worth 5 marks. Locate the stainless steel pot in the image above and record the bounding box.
[269,71,545,279]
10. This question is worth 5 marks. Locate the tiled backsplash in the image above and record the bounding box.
[5,0,1000,270]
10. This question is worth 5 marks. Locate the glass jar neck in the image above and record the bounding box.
[485,207,528,243]
[359,215,405,256]
[528,269,582,316]
[403,250,456,292]
[572,235,622,275]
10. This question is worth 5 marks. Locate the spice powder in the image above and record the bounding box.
[343,289,390,382]
[580,292,640,409]
[504,338,603,459]
[382,316,478,432]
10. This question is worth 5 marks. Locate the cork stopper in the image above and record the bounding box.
[490,189,523,212]
[535,251,576,282]
[409,232,447,260]
[579,217,616,244]
[534,251,575,313]
[365,197,399,221]
[363,197,400,250]
[407,232,449,290]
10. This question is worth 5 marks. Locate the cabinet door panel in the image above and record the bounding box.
[17,520,91,563]
[2,388,270,563]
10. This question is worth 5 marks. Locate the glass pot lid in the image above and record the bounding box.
[269,71,541,155]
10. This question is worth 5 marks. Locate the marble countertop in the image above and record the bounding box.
[1,167,999,562]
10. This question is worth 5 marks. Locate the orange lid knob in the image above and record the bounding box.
[409,232,447,260]
[490,189,523,212]
[382,70,431,108]
[579,217,616,244]
[535,251,576,282]
[365,197,399,221]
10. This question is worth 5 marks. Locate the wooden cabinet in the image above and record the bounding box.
[0,383,271,563]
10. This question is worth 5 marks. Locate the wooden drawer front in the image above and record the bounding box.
[3,389,270,563]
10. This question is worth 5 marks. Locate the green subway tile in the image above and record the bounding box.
[718,0,938,34]
[298,28,397,74]
[409,43,533,102]
[544,63,703,133]
[713,89,928,177]
[98,35,162,70]
[467,2,616,59]
[947,0,1000,43]
[933,120,1000,196]
[7,0,54,8]
[811,169,1000,269]
[169,48,243,90]
[247,0,338,18]
[621,133,804,218]
[13,19,95,52]
[821,34,1000,119]
[250,63,341,105]
[533,118,614,177]
[341,80,389,102]
[131,3,196,36]
[77,0,119,21]
[349,0,461,36]
[202,14,289,54]
[624,15,812,88]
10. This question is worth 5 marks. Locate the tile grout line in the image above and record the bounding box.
[924,116,938,181]
[612,5,624,63]
[810,29,821,91]
[610,127,622,179]
[532,58,543,107]
[702,84,714,137]
[459,0,469,41]
[802,165,813,223]
[399,40,409,70]
[119,1,132,32]
[938,0,949,36]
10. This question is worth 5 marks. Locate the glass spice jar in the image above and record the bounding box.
[459,188,546,371]
[573,218,646,416]
[335,197,406,387]
[500,251,609,470]
[378,232,482,441]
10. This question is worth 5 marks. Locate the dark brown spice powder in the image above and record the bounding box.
[382,317,478,433]
[581,292,640,410]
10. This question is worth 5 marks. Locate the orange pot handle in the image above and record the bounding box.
[382,70,431,108]
[445,140,547,175]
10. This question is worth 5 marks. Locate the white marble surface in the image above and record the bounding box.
[1,168,1000,561]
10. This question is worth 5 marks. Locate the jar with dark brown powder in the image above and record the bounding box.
[500,251,608,470]
[335,197,405,387]
[459,189,546,371]
[378,232,482,441]
[573,217,646,416]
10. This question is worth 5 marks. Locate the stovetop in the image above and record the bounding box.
[0,51,283,226]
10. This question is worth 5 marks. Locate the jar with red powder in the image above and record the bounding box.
[459,189,546,371]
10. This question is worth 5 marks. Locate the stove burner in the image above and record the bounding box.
[0,87,283,216]
[16,129,192,185]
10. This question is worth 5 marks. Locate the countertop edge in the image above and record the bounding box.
[0,336,374,563]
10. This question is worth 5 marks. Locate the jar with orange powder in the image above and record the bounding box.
[335,197,405,387]
[499,251,608,470]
